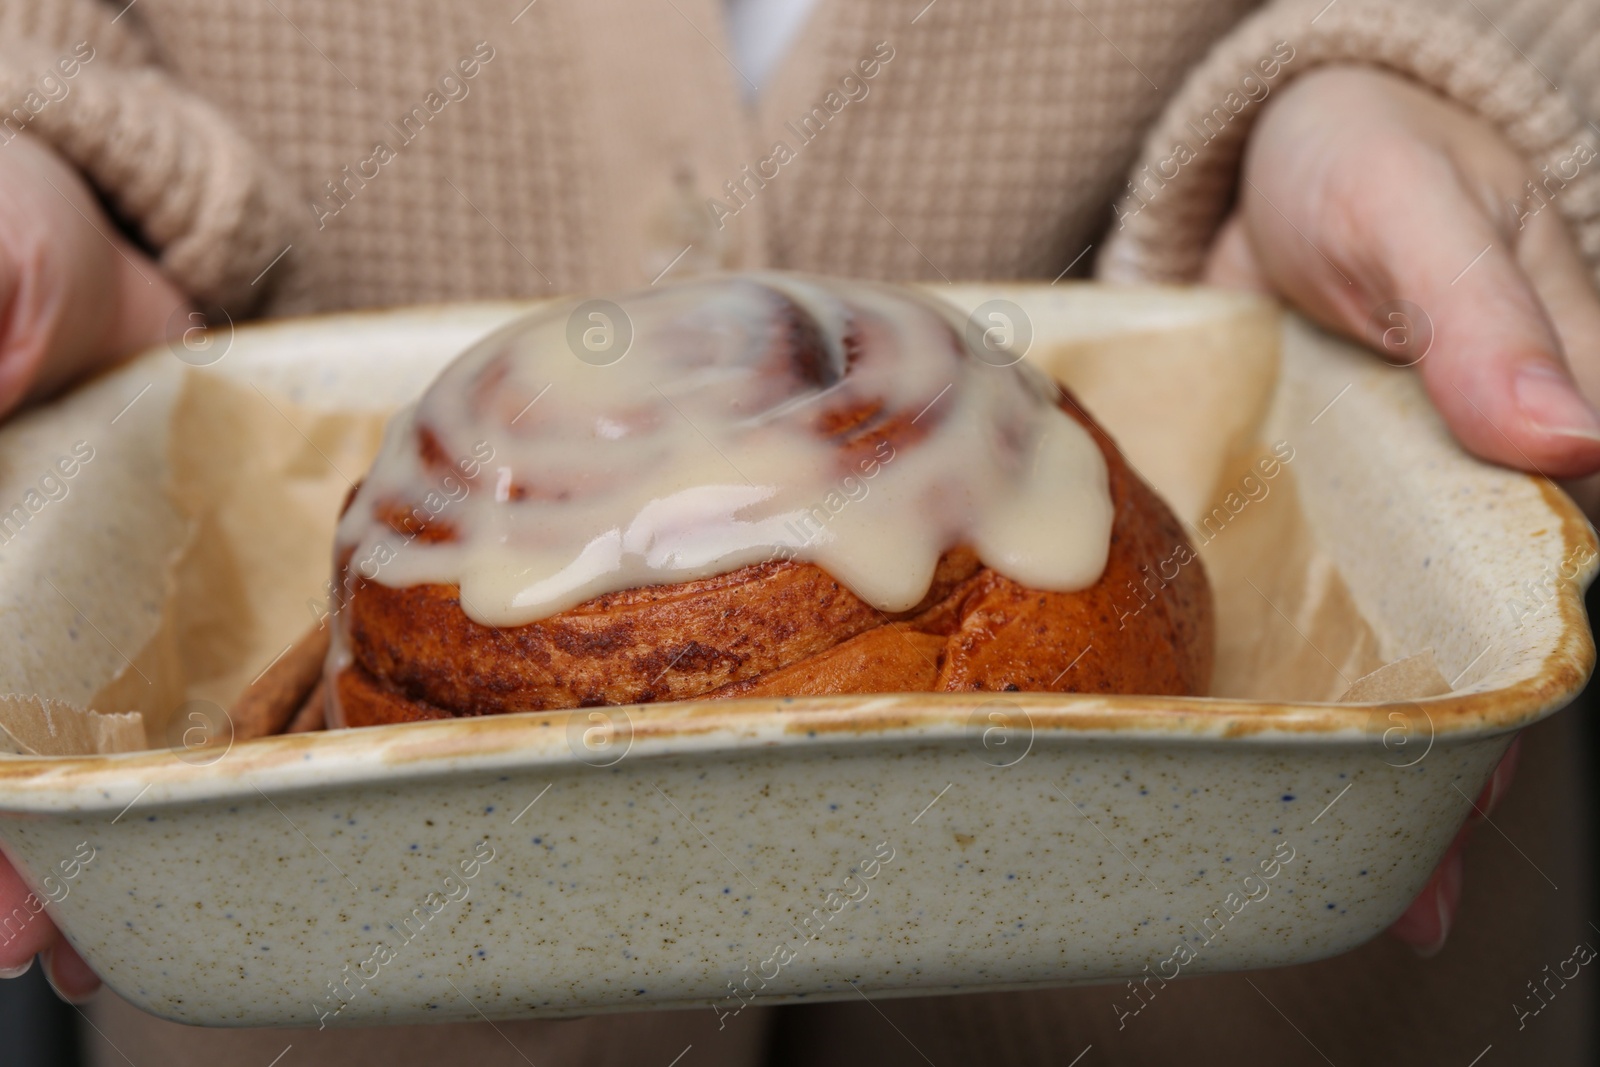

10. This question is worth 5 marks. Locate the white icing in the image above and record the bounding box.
[333,273,1113,627]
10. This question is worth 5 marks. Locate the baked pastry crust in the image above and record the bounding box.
[333,390,1212,726]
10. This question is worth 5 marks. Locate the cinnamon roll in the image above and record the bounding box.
[326,274,1212,726]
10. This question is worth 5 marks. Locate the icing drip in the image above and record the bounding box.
[333,273,1113,627]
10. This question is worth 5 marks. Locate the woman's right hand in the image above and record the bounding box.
[0,850,99,999]
[0,132,188,420]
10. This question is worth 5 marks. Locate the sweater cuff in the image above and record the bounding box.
[0,39,306,314]
[1097,0,1600,288]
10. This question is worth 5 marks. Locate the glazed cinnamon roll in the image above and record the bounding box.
[326,274,1211,726]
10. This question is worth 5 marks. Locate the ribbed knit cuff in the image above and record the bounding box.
[1097,0,1600,288]
[0,29,305,314]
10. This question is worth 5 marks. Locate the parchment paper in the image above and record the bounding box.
[0,695,142,756]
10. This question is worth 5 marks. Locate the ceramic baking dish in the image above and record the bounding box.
[0,284,1591,1028]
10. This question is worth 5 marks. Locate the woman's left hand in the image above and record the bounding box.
[1210,65,1600,481]
[1208,64,1600,953]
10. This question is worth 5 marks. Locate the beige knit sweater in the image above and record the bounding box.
[0,0,1596,319]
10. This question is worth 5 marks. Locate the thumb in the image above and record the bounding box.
[1407,206,1600,480]
[0,133,189,419]
[22,231,191,408]
[1242,158,1600,479]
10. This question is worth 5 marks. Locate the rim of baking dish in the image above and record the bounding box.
[0,472,1591,816]
[0,294,1593,810]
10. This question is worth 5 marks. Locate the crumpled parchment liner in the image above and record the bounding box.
[1,288,1405,756]
[1337,649,1454,703]
[0,353,190,755]
[118,370,388,741]
[0,695,142,755]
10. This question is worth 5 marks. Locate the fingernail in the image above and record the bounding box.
[1514,364,1600,441]
[40,948,95,1005]
[43,969,92,1005]
[0,957,34,979]
[1413,853,1463,959]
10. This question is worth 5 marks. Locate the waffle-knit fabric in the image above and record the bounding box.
[1099,0,1600,285]
[0,0,1594,308]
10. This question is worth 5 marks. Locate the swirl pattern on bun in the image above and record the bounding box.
[327,275,1212,725]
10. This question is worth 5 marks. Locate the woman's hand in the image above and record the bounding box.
[0,132,187,420]
[1209,65,1600,481]
[1208,65,1597,953]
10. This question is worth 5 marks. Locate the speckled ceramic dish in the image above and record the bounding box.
[0,285,1592,1028]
